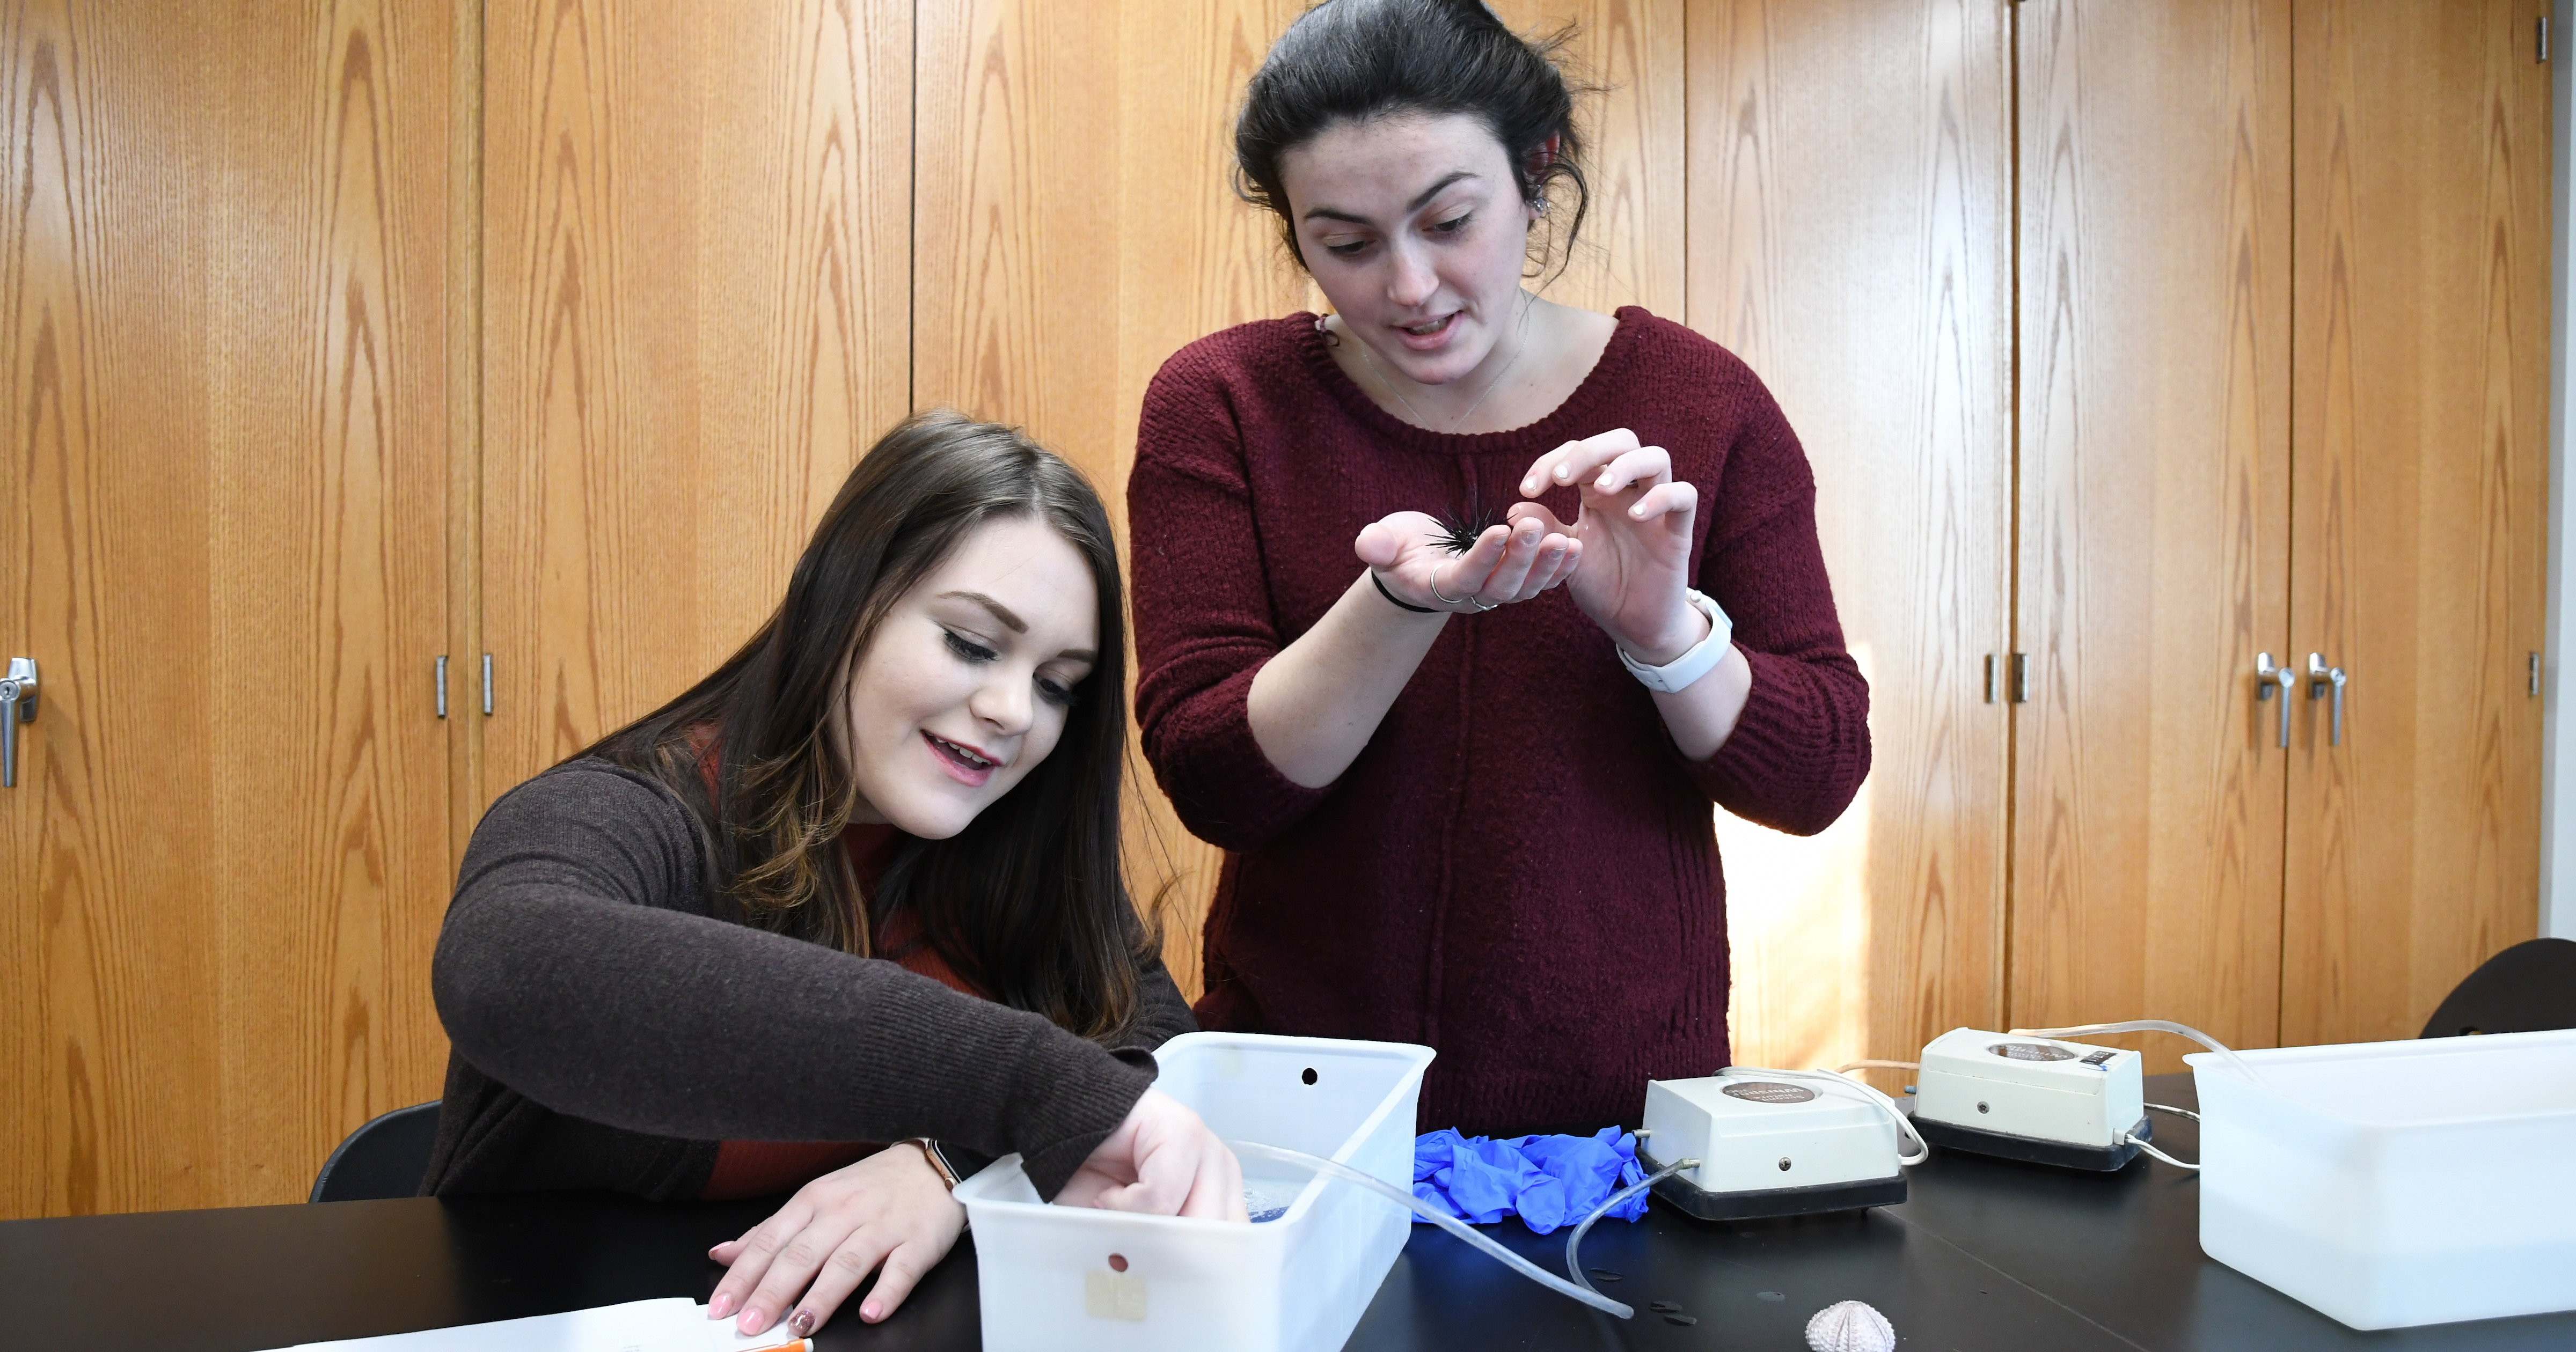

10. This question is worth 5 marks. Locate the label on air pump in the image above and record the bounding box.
[1721,1082,1818,1104]
[1989,1042,2078,1062]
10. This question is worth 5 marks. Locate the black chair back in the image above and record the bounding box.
[310,1100,442,1203]
[2419,937,2576,1039]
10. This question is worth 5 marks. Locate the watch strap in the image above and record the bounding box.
[1616,590,1733,693]
[904,1137,961,1191]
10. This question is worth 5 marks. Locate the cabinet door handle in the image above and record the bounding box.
[2256,652,2294,747]
[2307,652,2347,746]
[0,657,37,788]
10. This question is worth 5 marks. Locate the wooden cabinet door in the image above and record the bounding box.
[2282,0,2550,1046]
[0,0,457,1217]
[911,0,1327,994]
[2011,0,2293,1069]
[1684,0,2014,1080]
[478,0,913,799]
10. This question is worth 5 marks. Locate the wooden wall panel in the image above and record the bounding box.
[1685,0,2012,1083]
[480,0,912,798]
[1,0,453,1218]
[914,0,1300,995]
[1107,1,1316,991]
[1492,0,1686,317]
[2011,0,2291,1071]
[2282,0,2549,1046]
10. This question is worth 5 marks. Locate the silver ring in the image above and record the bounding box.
[1430,568,1497,612]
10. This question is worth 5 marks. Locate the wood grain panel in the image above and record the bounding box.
[2282,0,2549,1046]
[1,0,453,1217]
[480,0,911,798]
[1491,0,1685,317]
[1107,1,1314,993]
[2011,0,2291,1072]
[915,2,1680,996]
[913,0,1306,997]
[1685,0,2012,1084]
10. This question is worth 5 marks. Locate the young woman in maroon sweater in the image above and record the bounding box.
[1129,0,1872,1138]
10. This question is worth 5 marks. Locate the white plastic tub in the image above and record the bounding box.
[2187,1028,2576,1329]
[953,1032,1435,1352]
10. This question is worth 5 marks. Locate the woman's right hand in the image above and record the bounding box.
[1355,510,1580,613]
[705,1141,966,1338]
[1054,1086,1249,1221]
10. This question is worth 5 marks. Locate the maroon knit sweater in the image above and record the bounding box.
[1129,307,1869,1136]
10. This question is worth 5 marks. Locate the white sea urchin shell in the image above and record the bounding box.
[1805,1298,1896,1352]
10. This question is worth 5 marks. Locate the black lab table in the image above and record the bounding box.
[6,1077,2569,1350]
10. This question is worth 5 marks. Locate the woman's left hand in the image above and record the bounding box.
[705,1143,967,1338]
[1511,429,1708,663]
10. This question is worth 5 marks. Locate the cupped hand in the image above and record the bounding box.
[1054,1086,1249,1222]
[1353,509,1580,613]
[705,1143,966,1338]
[1512,428,1706,662]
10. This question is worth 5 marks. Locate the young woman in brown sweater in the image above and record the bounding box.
[1130,0,1871,1136]
[428,413,1243,1341]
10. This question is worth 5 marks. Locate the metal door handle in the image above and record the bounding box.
[0,657,37,788]
[2256,652,2295,747]
[2308,652,2347,746]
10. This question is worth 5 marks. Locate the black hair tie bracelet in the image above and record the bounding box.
[1371,570,1438,614]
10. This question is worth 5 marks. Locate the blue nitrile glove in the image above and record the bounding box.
[1410,1126,1653,1235]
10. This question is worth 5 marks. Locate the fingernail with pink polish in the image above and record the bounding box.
[707,1293,734,1319]
[862,1301,883,1322]
[739,1309,767,1335]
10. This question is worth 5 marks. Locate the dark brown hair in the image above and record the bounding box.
[1234,0,1593,278]
[586,410,1148,1040]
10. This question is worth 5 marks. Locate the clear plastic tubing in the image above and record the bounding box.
[1226,1140,1694,1320]
[1562,1157,1696,1310]
[2008,1018,2270,1089]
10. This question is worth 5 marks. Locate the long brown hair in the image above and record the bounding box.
[586,410,1149,1040]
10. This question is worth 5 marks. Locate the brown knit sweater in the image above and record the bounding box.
[1129,307,1869,1136]
[423,761,1195,1200]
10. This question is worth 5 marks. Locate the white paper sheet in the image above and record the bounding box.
[272,1297,807,1352]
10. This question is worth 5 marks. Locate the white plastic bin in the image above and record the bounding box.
[953,1032,1435,1352]
[2187,1028,2576,1329]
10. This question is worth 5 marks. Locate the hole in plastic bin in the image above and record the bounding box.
[1777,1157,1792,1172]
[1107,1253,1128,1273]
[1977,1101,1990,1114]
[1301,1067,1318,1085]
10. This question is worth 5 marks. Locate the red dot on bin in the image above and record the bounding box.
[1107,1253,1129,1273]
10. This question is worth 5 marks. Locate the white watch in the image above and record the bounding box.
[1616,589,1733,693]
